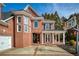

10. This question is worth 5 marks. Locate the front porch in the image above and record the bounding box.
[41,30,66,45]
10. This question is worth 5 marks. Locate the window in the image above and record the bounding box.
[45,23,49,30]
[17,16,21,32]
[17,25,21,31]
[17,16,21,23]
[24,25,27,31]
[34,20,38,28]
[24,16,29,32]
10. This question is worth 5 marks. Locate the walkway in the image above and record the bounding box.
[0,45,73,56]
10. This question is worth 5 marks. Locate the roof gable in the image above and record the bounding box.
[24,5,39,17]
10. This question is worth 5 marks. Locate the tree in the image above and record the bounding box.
[54,11,63,30]
[42,11,63,30]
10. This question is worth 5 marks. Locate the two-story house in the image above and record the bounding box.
[0,4,66,50]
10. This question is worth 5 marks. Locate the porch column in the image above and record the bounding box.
[47,33,48,43]
[63,33,65,44]
[52,33,54,44]
[44,33,46,43]
[55,34,57,44]
[58,34,60,43]
[42,33,43,44]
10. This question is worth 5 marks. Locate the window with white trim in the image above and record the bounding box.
[24,16,29,32]
[34,20,38,28]
[17,16,21,32]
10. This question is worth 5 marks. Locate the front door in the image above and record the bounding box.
[33,33,40,44]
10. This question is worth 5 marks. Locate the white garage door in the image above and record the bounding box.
[0,36,12,50]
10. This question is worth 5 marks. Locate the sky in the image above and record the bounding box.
[3,3,79,18]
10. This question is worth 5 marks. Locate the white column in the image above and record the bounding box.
[47,34,48,43]
[55,34,57,43]
[58,34,60,43]
[42,33,43,44]
[52,33,54,44]
[44,33,46,43]
[63,33,65,44]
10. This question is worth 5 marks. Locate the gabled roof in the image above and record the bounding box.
[0,20,8,26]
[0,11,14,26]
[3,16,14,22]
[2,12,13,20]
[12,10,43,20]
[24,5,40,16]
[1,11,14,22]
[0,16,13,26]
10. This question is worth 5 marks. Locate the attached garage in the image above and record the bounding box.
[0,36,12,50]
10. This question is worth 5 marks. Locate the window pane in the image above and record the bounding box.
[34,20,38,28]
[24,16,29,32]
[18,17,21,23]
[17,25,21,31]
[24,16,28,24]
[24,24,27,32]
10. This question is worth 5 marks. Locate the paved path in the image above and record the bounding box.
[0,45,73,56]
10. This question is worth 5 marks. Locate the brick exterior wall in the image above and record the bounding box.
[14,7,43,48]
[0,18,14,47]
[31,20,43,33]
[14,15,32,48]
[14,16,24,48]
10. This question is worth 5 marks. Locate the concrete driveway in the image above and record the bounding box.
[0,45,73,56]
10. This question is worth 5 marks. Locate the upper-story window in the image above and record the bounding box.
[24,16,29,32]
[44,23,51,30]
[34,20,38,28]
[17,16,21,32]
[17,17,21,23]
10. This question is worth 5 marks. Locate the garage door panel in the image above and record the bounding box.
[0,36,12,50]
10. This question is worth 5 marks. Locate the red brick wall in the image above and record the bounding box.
[14,16,24,48]
[27,7,43,33]
[23,33,32,47]
[22,16,32,47]
[0,18,14,47]
[31,20,43,33]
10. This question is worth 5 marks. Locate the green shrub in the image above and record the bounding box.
[65,41,69,45]
[69,40,75,46]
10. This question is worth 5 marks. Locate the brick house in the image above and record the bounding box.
[0,4,66,50]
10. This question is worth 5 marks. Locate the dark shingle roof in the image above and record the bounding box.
[2,11,13,20]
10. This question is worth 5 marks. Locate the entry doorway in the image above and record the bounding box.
[33,33,40,44]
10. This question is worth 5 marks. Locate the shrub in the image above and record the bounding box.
[69,40,75,46]
[65,41,69,45]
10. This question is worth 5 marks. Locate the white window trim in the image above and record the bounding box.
[17,16,22,32]
[23,16,29,32]
[17,16,21,23]
[24,24,28,32]
[17,25,21,32]
[33,20,39,29]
